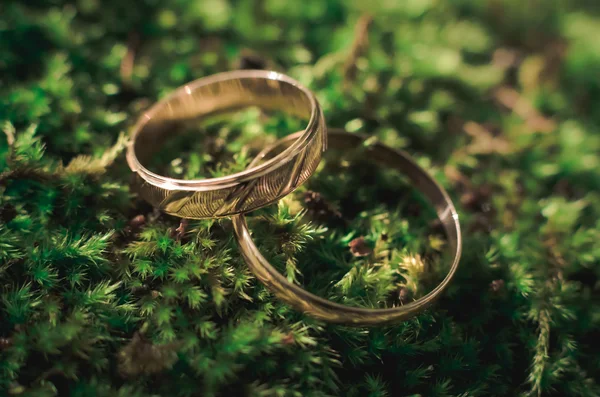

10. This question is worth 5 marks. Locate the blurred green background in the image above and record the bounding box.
[1,0,600,396]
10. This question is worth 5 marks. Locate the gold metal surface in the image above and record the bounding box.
[127,70,326,218]
[232,129,462,326]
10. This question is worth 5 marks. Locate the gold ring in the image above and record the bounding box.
[232,129,462,326]
[126,70,326,219]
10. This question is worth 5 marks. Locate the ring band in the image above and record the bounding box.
[233,129,462,326]
[126,70,326,219]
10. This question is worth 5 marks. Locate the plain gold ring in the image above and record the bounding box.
[232,128,462,326]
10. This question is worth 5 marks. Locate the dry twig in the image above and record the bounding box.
[494,86,556,133]
[120,32,140,87]
[343,14,373,86]
[463,121,512,155]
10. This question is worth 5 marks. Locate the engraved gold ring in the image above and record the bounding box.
[126,70,326,219]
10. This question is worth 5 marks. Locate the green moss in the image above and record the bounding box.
[1,0,600,396]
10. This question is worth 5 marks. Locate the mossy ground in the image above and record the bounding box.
[1,1,600,396]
